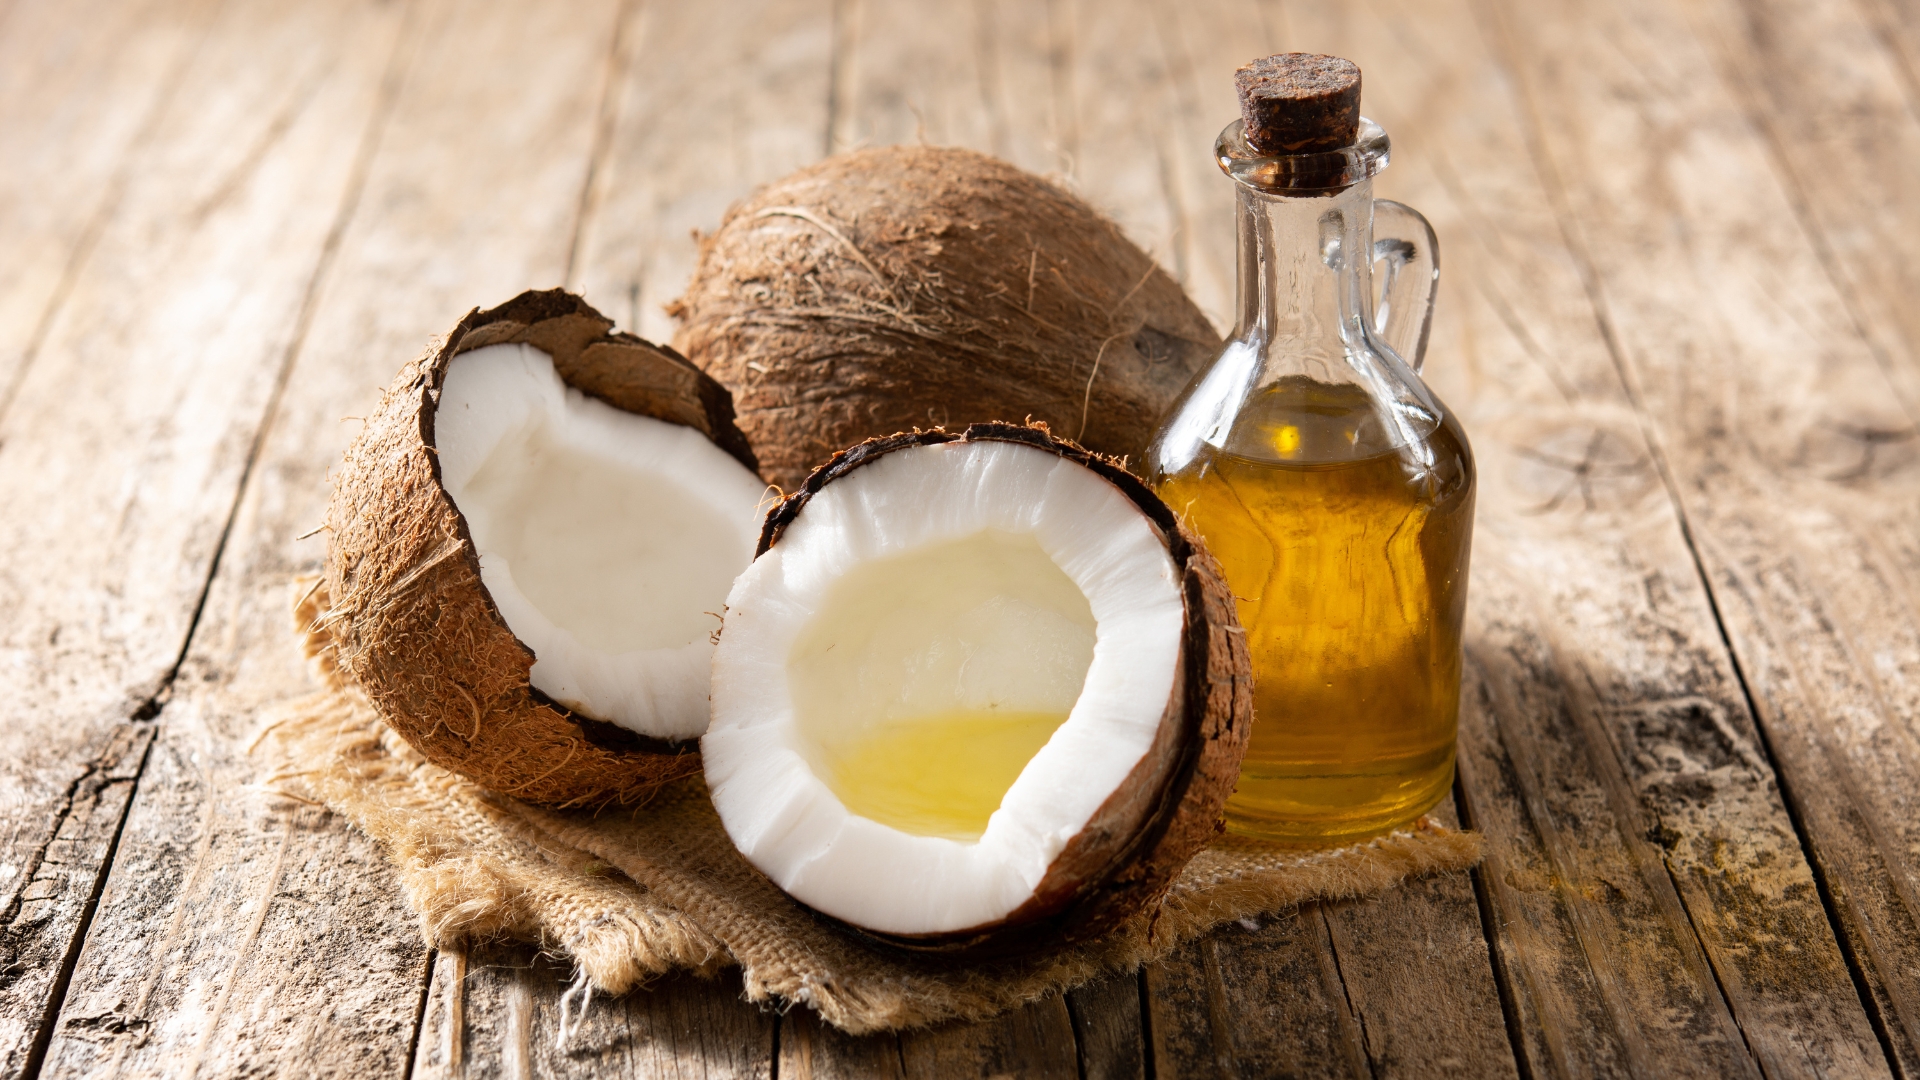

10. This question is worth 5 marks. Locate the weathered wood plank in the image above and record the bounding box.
[0,0,416,1070]
[1684,0,1920,414]
[0,1,202,1067]
[1072,0,1259,329]
[569,0,833,344]
[33,0,639,1074]
[1142,802,1516,1080]
[774,965,1144,1078]
[1452,1,1895,1074]
[1065,973,1148,1080]
[414,942,776,1080]
[0,728,151,1079]
[829,0,1061,177]
[1683,16,1920,1048]
[42,770,429,1079]
[1043,0,1209,328]
[0,0,210,408]
[780,1009,906,1080]
[1147,907,1370,1080]
[14,1,420,1076]
[1320,812,1520,1079]
[897,996,1081,1080]
[1475,0,1920,1076]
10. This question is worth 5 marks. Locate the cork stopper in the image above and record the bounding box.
[1235,54,1361,155]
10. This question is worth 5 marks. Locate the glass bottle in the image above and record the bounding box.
[1146,59,1474,846]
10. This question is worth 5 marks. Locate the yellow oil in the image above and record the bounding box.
[1155,379,1474,845]
[823,709,1068,842]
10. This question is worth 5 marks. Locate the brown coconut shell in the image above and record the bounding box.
[323,289,759,807]
[669,146,1224,492]
[755,423,1252,955]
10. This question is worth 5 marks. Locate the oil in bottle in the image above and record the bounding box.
[1156,378,1473,844]
[1148,52,1473,844]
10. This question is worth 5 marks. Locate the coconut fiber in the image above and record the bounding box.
[261,581,1483,1035]
[670,146,1223,492]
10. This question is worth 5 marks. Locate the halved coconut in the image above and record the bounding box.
[324,289,766,805]
[704,424,1250,952]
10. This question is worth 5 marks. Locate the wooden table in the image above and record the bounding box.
[3,0,1917,1075]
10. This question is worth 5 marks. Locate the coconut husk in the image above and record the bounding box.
[751,423,1250,954]
[262,581,1483,1036]
[669,146,1223,491]
[323,289,757,807]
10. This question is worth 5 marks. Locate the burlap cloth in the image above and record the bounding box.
[257,582,1482,1034]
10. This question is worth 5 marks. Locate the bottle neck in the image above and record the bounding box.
[1147,117,1448,480]
[1233,179,1377,381]
[1146,175,1439,477]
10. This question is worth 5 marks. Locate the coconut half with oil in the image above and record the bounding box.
[704,425,1251,951]
[324,289,766,806]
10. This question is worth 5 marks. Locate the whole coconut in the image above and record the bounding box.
[669,146,1222,491]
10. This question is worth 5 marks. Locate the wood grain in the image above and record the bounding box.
[0,0,408,1070]
[1142,802,1516,1080]
[569,0,833,344]
[1683,0,1920,412]
[33,0,635,1074]
[0,0,211,411]
[1070,0,1256,329]
[898,996,1081,1080]
[0,0,200,1066]
[830,0,1062,179]
[19,0,420,1074]
[773,970,1142,1078]
[1320,820,1520,1079]
[414,942,776,1080]
[1147,909,1370,1080]
[780,1009,907,1080]
[1477,0,1920,1074]
[1064,973,1148,1080]
[0,728,151,1079]
[1683,11,1920,1057]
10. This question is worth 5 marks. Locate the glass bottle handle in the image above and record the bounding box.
[1371,200,1440,373]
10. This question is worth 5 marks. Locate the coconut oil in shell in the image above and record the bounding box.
[785,528,1097,843]
[824,709,1069,842]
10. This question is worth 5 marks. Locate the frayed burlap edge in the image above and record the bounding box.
[258,579,1482,1035]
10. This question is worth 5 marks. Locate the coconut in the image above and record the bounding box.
[669,146,1223,492]
[703,424,1251,953]
[323,289,766,806]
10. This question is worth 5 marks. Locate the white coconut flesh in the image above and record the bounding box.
[704,439,1185,935]
[434,342,765,740]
